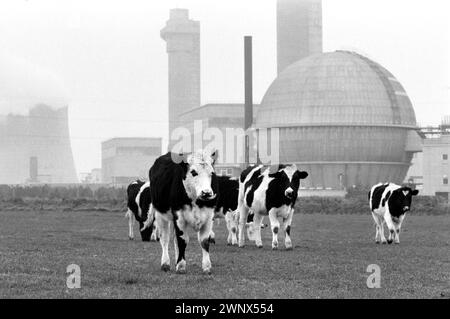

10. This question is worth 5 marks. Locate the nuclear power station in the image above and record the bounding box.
[0,54,78,184]
[162,0,422,190]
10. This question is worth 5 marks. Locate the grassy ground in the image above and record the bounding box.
[0,209,449,299]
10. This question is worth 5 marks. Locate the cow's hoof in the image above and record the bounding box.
[394,241,400,245]
[227,242,232,246]
[272,246,278,250]
[256,245,263,249]
[375,241,380,244]
[238,245,245,248]
[176,268,186,274]
[203,268,212,275]
[128,237,134,241]
[161,264,170,272]
[387,239,393,244]
[381,240,387,244]
[285,246,293,251]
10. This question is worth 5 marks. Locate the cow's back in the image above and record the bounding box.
[370,182,401,212]
[216,176,239,213]
[149,152,191,213]
[127,180,145,214]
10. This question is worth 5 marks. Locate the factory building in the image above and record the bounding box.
[101,137,162,185]
[0,53,78,184]
[178,103,259,176]
[405,118,450,200]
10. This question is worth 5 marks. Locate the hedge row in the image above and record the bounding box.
[0,185,448,215]
[296,195,449,215]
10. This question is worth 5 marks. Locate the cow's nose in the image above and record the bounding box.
[285,188,293,197]
[201,190,213,199]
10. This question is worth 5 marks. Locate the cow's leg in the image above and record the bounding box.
[384,212,396,244]
[156,211,171,271]
[209,228,216,245]
[126,209,135,240]
[394,215,405,244]
[252,213,264,248]
[173,212,188,274]
[268,208,280,250]
[198,215,214,274]
[283,207,294,250]
[225,211,238,246]
[379,219,387,244]
[371,212,381,244]
[238,204,250,248]
[150,224,157,241]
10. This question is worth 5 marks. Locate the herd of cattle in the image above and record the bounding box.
[125,149,419,274]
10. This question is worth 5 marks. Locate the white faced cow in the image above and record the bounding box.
[146,150,219,274]
[369,183,419,244]
[125,180,158,241]
[237,164,308,250]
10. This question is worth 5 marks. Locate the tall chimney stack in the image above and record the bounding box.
[161,9,200,150]
[277,0,323,74]
[244,36,253,166]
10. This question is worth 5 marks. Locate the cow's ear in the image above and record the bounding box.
[268,164,281,175]
[411,189,419,196]
[297,171,308,179]
[210,149,219,165]
[171,151,190,164]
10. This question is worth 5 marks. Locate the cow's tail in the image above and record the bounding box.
[141,204,155,231]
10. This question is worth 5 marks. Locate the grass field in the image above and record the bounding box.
[0,209,449,299]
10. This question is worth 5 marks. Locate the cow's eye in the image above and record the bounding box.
[191,170,198,177]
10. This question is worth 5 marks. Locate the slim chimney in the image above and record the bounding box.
[244,36,253,166]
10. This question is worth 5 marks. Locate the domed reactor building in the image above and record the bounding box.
[254,0,422,190]
[0,53,78,184]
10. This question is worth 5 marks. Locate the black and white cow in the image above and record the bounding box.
[211,175,240,246]
[146,150,219,274]
[369,183,419,244]
[237,164,308,249]
[125,180,158,242]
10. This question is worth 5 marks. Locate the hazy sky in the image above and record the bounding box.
[0,0,448,175]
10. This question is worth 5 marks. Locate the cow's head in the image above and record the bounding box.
[183,149,219,203]
[269,164,308,201]
[389,187,419,213]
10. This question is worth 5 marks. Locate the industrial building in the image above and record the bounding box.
[101,137,162,185]
[0,53,78,184]
[161,0,422,190]
[405,118,450,200]
[178,103,259,176]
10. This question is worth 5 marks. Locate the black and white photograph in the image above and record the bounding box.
[0,0,449,306]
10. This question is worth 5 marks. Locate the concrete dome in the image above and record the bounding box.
[256,51,420,189]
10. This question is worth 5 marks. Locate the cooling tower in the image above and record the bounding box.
[0,53,78,184]
[277,0,323,74]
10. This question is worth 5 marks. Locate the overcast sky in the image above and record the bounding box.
[0,0,448,175]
